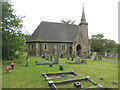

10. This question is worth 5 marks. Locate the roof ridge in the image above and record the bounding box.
[41,21,78,26]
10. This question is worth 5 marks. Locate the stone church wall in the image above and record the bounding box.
[27,42,72,56]
[27,43,36,56]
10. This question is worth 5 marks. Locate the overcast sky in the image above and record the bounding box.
[10,0,119,43]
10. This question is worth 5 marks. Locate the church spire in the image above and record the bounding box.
[79,5,88,25]
[81,6,86,21]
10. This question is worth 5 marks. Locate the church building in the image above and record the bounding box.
[26,7,90,58]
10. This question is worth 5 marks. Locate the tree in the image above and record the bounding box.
[2,2,25,60]
[90,34,105,54]
[104,39,117,53]
[90,34,117,56]
[91,34,104,40]
[61,19,76,24]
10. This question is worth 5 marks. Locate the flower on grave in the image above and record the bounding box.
[8,66,12,69]
[6,66,12,71]
[10,62,16,66]
[6,67,9,71]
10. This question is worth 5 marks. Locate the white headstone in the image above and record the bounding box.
[91,52,97,60]
[75,56,80,62]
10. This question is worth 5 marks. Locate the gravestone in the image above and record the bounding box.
[25,55,29,67]
[81,60,86,64]
[67,54,70,60]
[91,52,97,60]
[110,52,114,58]
[54,57,58,64]
[49,63,53,67]
[71,56,74,61]
[60,54,63,58]
[50,56,52,61]
[35,61,38,64]
[75,56,80,63]
[67,55,70,60]
[59,64,63,70]
[98,55,102,60]
[45,56,49,60]
[41,55,45,58]
[105,51,108,58]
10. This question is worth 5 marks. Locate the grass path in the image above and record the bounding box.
[2,56,118,88]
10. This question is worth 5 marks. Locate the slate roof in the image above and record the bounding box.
[27,21,80,43]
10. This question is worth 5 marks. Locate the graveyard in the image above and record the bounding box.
[2,55,118,88]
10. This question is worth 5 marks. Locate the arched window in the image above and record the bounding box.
[31,45,34,49]
[30,44,34,50]
[61,44,66,51]
[76,44,81,56]
[44,44,47,50]
[43,43,48,50]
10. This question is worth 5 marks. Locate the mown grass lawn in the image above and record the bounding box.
[2,55,119,88]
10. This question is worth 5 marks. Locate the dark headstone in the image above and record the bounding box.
[50,56,52,61]
[49,63,53,67]
[25,56,29,67]
[98,55,102,60]
[41,55,45,58]
[35,61,37,63]
[112,82,118,85]
[71,57,74,61]
[81,60,86,64]
[60,54,63,58]
[100,78,104,80]
[54,57,58,64]
[59,64,63,70]
[45,56,49,60]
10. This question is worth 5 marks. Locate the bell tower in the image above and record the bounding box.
[72,6,90,57]
[79,6,89,57]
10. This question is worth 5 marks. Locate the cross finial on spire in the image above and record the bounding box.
[79,4,87,25]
